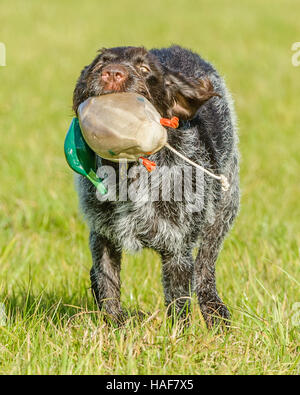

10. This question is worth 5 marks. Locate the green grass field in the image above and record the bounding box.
[0,0,299,375]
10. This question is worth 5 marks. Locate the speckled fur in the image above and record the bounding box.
[73,45,239,327]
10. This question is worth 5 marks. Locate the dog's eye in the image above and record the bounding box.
[139,65,150,74]
[102,56,111,63]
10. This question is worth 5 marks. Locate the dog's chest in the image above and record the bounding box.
[99,198,191,253]
[93,162,203,253]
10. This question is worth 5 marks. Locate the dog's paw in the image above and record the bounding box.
[103,308,150,327]
[200,299,231,330]
[127,309,151,323]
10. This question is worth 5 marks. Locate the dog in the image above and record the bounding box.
[72,45,239,328]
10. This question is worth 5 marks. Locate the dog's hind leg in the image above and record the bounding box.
[89,231,124,323]
[160,249,194,321]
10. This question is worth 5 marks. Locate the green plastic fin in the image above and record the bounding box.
[64,117,107,195]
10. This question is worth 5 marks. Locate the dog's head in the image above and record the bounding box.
[73,46,220,120]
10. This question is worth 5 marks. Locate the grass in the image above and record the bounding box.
[0,0,300,375]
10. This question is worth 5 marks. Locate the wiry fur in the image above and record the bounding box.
[73,45,239,327]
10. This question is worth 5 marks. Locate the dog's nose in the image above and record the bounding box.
[101,64,128,86]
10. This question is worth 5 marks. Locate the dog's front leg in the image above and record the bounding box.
[160,250,194,320]
[194,219,231,329]
[89,231,124,323]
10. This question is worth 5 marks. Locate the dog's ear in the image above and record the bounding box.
[165,71,221,120]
